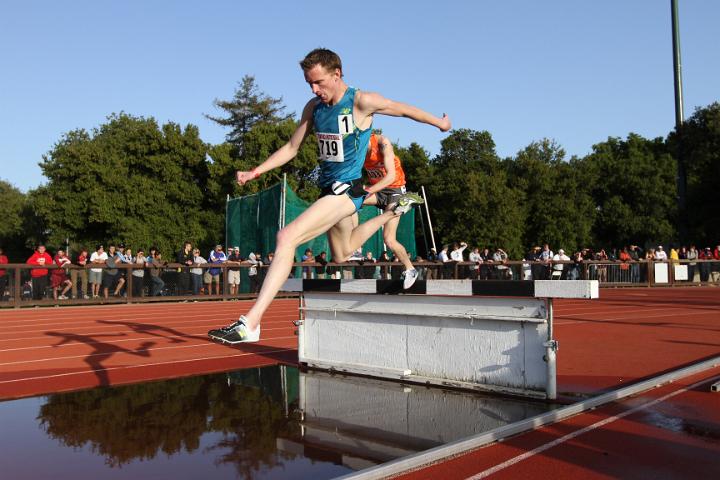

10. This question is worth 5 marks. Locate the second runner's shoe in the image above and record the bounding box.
[393,192,424,215]
[401,268,419,289]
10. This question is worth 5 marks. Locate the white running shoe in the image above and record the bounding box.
[402,268,419,289]
[211,316,261,344]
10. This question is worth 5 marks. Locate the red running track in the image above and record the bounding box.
[0,299,299,399]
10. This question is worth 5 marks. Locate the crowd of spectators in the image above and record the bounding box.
[1,240,719,302]
[417,242,720,283]
[0,242,275,302]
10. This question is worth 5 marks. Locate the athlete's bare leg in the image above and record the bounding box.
[242,194,357,331]
[381,212,414,271]
[326,209,399,262]
[327,216,355,260]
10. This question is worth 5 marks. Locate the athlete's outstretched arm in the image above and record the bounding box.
[356,91,451,132]
[364,134,396,196]
[236,99,316,185]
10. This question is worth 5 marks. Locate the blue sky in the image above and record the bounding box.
[1,1,718,192]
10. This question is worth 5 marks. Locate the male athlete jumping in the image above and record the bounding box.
[208,48,450,344]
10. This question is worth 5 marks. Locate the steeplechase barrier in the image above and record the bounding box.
[281,279,599,400]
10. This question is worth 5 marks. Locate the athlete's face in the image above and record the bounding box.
[304,64,341,104]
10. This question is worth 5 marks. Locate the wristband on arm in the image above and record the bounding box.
[251,168,260,179]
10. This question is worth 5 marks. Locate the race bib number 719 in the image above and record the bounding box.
[317,132,344,162]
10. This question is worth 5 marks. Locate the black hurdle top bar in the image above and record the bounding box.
[281,279,599,299]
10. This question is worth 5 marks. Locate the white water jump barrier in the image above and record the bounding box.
[281,279,599,400]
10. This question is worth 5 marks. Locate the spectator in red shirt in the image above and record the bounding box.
[0,247,8,301]
[51,249,73,300]
[27,245,53,300]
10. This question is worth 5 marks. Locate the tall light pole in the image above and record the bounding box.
[671,0,687,241]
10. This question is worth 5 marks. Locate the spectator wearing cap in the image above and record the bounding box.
[27,245,53,300]
[226,247,242,295]
[176,241,194,295]
[654,246,668,261]
[89,245,107,298]
[207,245,226,295]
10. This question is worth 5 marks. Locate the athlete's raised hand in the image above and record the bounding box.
[236,169,260,186]
[438,113,451,132]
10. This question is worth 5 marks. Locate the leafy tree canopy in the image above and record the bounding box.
[205,75,292,153]
[32,113,211,255]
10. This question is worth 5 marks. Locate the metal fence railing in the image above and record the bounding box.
[2,259,718,308]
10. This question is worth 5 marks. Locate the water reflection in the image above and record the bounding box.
[10,365,555,479]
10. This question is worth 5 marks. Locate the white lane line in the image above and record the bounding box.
[0,346,297,385]
[465,373,720,479]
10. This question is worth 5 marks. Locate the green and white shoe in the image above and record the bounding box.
[393,192,424,215]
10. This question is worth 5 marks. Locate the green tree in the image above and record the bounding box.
[395,142,433,193]
[205,75,292,152]
[505,139,595,254]
[668,102,720,245]
[578,134,677,248]
[425,129,525,257]
[0,180,25,241]
[32,113,211,255]
[0,179,36,260]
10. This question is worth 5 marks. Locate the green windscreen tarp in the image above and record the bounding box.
[226,182,416,266]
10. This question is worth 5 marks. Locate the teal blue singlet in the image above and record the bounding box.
[313,87,372,188]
